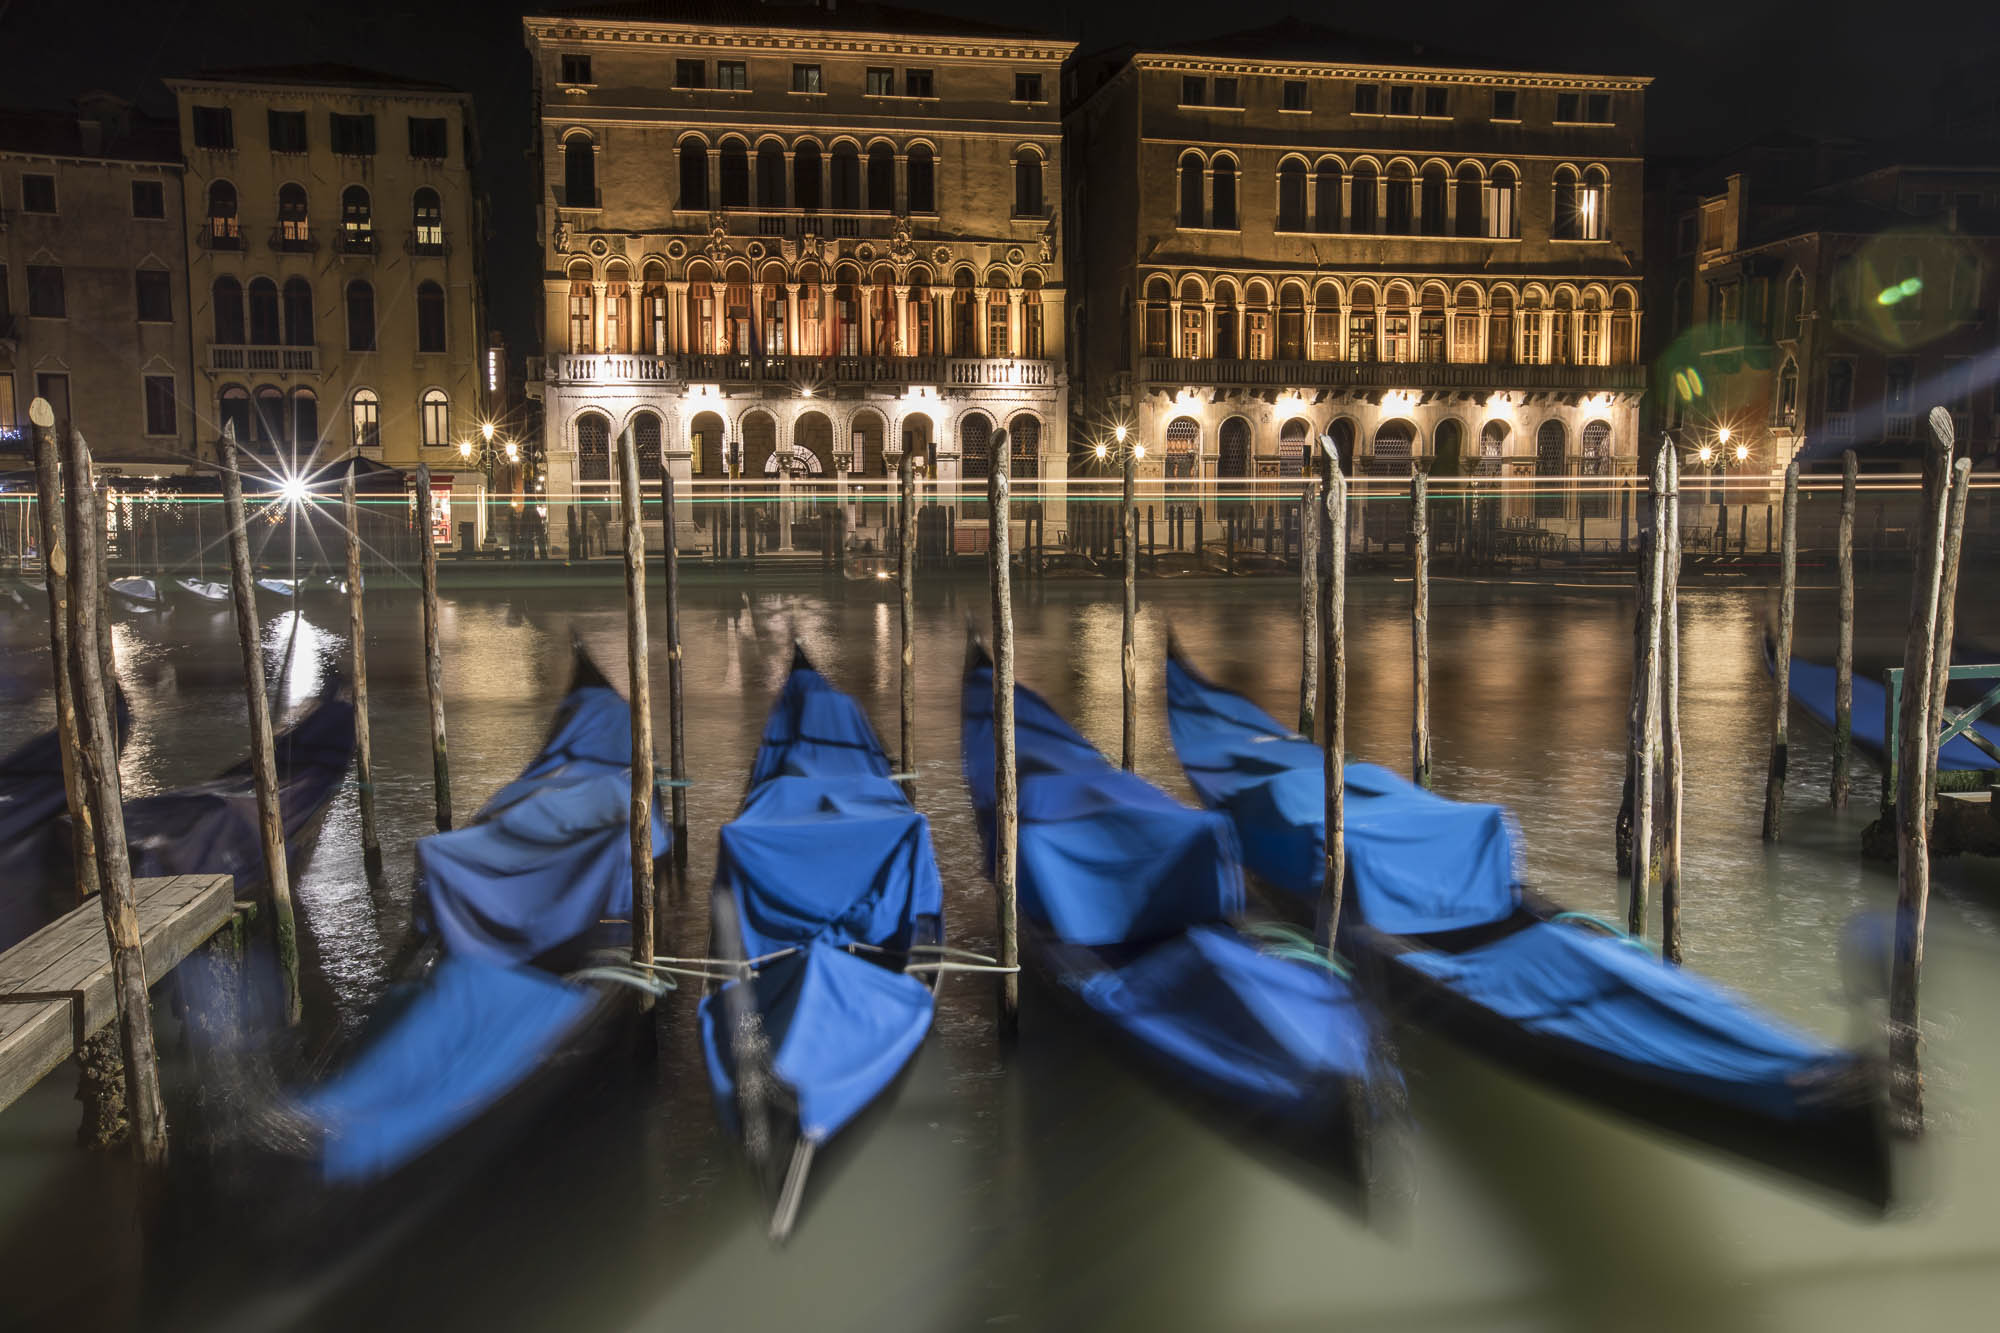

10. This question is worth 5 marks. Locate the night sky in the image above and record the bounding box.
[4,0,1990,357]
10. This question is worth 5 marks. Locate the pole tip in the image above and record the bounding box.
[28,397,54,428]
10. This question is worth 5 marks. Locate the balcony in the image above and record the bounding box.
[268,226,317,255]
[1140,357,1646,397]
[551,353,1061,392]
[405,231,451,258]
[1826,411,1853,440]
[198,224,243,253]
[206,344,321,375]
[693,207,896,240]
[558,353,680,384]
[335,230,377,257]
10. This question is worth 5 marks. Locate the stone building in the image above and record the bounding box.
[523,2,1074,555]
[1067,22,1649,540]
[0,96,191,466]
[164,65,490,523]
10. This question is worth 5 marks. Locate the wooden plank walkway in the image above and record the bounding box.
[0,875,235,1114]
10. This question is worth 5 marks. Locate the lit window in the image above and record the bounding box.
[421,389,449,446]
[351,388,380,449]
[793,64,822,94]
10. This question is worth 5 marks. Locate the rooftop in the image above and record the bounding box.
[0,103,179,164]
[173,63,465,95]
[1126,18,1650,82]
[533,1,1061,43]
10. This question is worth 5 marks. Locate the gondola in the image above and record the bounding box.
[168,577,232,610]
[962,640,1399,1188]
[1166,645,1894,1210]
[699,645,943,1241]
[108,576,171,616]
[0,690,131,953]
[1767,640,1999,773]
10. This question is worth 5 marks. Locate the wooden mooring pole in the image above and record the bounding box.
[898,449,916,794]
[660,469,688,849]
[415,465,452,832]
[1121,441,1137,772]
[1659,448,1685,964]
[28,403,97,904]
[1887,410,1953,1135]
[61,420,168,1164]
[1410,471,1432,789]
[1761,460,1800,841]
[1833,450,1857,809]
[341,470,380,881]
[1617,474,1655,877]
[1924,457,1972,817]
[615,429,656,973]
[219,426,302,1026]
[1317,442,1348,954]
[1299,478,1319,736]
[989,429,1019,1038]
[1626,445,1670,938]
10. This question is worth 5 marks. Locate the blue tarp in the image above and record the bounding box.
[1786,655,1999,772]
[1167,656,1517,934]
[1397,925,1850,1118]
[109,577,167,612]
[296,954,595,1182]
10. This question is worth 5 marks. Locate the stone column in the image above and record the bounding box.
[1201,301,1215,361]
[895,153,908,214]
[1170,298,1184,358]
[785,283,800,358]
[894,284,910,358]
[668,281,688,356]
[592,281,608,355]
[1304,299,1318,360]
[1009,289,1023,361]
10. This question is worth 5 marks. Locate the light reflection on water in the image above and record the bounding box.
[1,573,1998,1330]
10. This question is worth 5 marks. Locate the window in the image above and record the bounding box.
[351,388,380,449]
[793,64,823,94]
[1143,278,1169,357]
[757,142,786,206]
[794,141,823,212]
[905,69,933,98]
[576,413,611,481]
[291,388,318,448]
[1419,288,1445,362]
[1421,164,1447,235]
[1423,86,1448,116]
[1577,170,1606,240]
[421,389,448,446]
[342,184,374,250]
[1349,162,1376,232]
[330,113,375,156]
[717,61,747,90]
[867,67,895,95]
[269,109,308,153]
[1455,165,1483,237]
[1775,360,1799,426]
[1556,92,1581,122]
[1181,76,1205,106]
[143,376,176,435]
[1277,159,1307,231]
[1211,157,1237,229]
[907,144,935,212]
[1014,150,1043,217]
[1825,358,1854,414]
[1388,85,1414,116]
[277,182,309,245]
[678,141,708,209]
[135,269,172,322]
[37,374,70,430]
[248,278,279,345]
[251,386,286,447]
[215,384,249,443]
[1386,164,1413,234]
[131,179,165,219]
[417,281,446,352]
[560,54,592,85]
[1213,78,1239,107]
[568,266,595,351]
[213,276,244,343]
[1701,204,1723,252]
[675,59,706,89]
[564,134,595,207]
[720,140,749,207]
[27,265,64,318]
[831,142,859,209]
[413,188,444,252]
[206,180,239,245]
[1315,160,1341,231]
[1282,80,1309,111]
[282,277,313,345]
[1348,289,1376,361]
[1023,274,1044,357]
[1353,84,1379,114]
[20,174,55,213]
[1178,152,1203,227]
[408,116,447,159]
[1885,359,1915,433]
[1535,421,1567,517]
[1015,73,1043,102]
[191,105,233,149]
[346,279,375,351]
[1492,90,1519,120]
[1587,94,1612,123]
[865,144,893,209]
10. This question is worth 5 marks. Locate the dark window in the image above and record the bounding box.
[1014,152,1042,217]
[756,142,786,206]
[1181,76,1205,106]
[865,144,893,209]
[718,61,747,90]
[1178,154,1203,227]
[346,279,375,351]
[1349,164,1377,232]
[408,116,447,159]
[135,269,172,322]
[1353,84,1378,114]
[1556,92,1581,121]
[283,276,313,344]
[27,265,64,317]
[218,386,250,443]
[1423,86,1448,116]
[679,141,708,209]
[1277,160,1306,230]
[794,141,822,211]
[330,113,375,156]
[907,144,934,212]
[191,105,233,149]
[213,276,244,343]
[564,135,595,207]
[792,64,823,94]
[1315,161,1340,231]
[1388,85,1414,116]
[867,67,895,95]
[268,109,308,152]
[1211,158,1237,229]
[1492,89,1518,120]
[560,54,592,84]
[247,278,279,345]
[1282,80,1308,111]
[36,374,70,428]
[1015,72,1043,102]
[831,142,859,208]
[1214,78,1239,107]
[1587,93,1612,123]
[720,141,749,206]
[417,280,446,353]
[675,59,705,89]
[905,69,933,98]
[130,179,165,218]
[144,376,176,435]
[21,174,55,213]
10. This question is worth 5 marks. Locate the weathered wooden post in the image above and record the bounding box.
[1317,442,1348,954]
[615,429,657,974]
[1926,455,1973,814]
[1761,461,1800,841]
[1627,445,1670,938]
[1121,438,1137,772]
[898,449,916,793]
[341,470,380,880]
[1410,471,1432,789]
[1659,448,1686,964]
[64,424,168,1165]
[1617,472,1656,876]
[220,425,303,1026]
[1833,450,1857,808]
[989,429,1020,1036]
[415,464,452,832]
[29,402,98,903]
[1299,477,1319,736]
[660,469,688,845]
[1887,411,1953,1135]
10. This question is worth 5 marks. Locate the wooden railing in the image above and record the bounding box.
[1141,357,1645,394]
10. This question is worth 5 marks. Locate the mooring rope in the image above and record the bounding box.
[1550,910,1654,952]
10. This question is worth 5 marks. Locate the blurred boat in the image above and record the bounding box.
[1767,639,1999,773]
[255,577,298,600]
[1166,645,1894,1210]
[962,639,1398,1187]
[109,576,170,615]
[0,690,130,953]
[168,577,231,609]
[699,645,942,1241]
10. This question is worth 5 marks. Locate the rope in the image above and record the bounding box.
[902,961,1020,975]
[567,965,676,996]
[887,771,918,781]
[1240,920,1353,979]
[1551,911,1654,953]
[846,941,1002,965]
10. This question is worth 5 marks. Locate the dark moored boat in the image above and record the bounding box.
[109,576,171,616]
[168,577,232,610]
[699,646,942,1241]
[1769,642,1999,774]
[963,641,1399,1187]
[1166,646,1894,1210]
[0,691,130,952]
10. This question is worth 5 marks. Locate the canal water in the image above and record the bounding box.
[2,572,1997,1331]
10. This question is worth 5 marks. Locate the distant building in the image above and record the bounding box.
[1068,21,1650,542]
[523,1,1075,555]
[0,95,191,468]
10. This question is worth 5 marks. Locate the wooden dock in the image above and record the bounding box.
[0,875,235,1114]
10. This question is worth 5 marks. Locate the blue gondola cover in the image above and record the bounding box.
[1786,655,1999,772]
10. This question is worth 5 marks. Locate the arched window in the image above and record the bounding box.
[1579,167,1608,241]
[1010,414,1040,479]
[1550,289,1574,365]
[1420,163,1448,236]
[417,280,447,353]
[282,277,313,346]
[1143,277,1170,357]
[350,388,379,450]
[641,260,668,353]
[760,265,788,354]
[1487,288,1513,364]
[291,388,318,449]
[1782,270,1805,339]
[1277,159,1307,231]
[1278,285,1305,360]
[1579,421,1611,517]
[1022,271,1045,358]
[1349,162,1377,233]
[833,266,861,355]
[1179,151,1203,228]
[1314,160,1341,232]
[1244,282,1271,359]
[1611,288,1636,363]
[952,269,977,354]
[212,275,244,344]
[277,182,309,245]
[1578,290,1605,364]
[1214,281,1238,359]
[1486,164,1516,238]
[1370,420,1415,476]
[1211,156,1238,229]
[206,180,239,246]
[605,260,632,354]
[1535,420,1566,517]
[688,263,715,352]
[421,388,449,446]
[679,140,708,210]
[1478,420,1508,475]
[1348,286,1377,361]
[576,412,611,482]
[346,278,375,351]
[1219,417,1251,477]
[219,386,250,444]
[756,142,786,207]
[1826,358,1854,415]
[1455,165,1482,237]
[1312,281,1341,358]
[907,144,935,213]
[1385,162,1414,234]
[1519,288,1544,363]
[633,412,664,480]
[1014,148,1044,217]
[563,133,595,207]
[568,261,595,353]
[1433,418,1464,475]
[253,386,284,447]
[831,142,860,209]
[1452,287,1481,361]
[1951,253,1979,318]
[986,272,1011,357]
[725,264,755,354]
[1553,166,1580,240]
[719,139,749,207]
[1176,277,1204,357]
[341,184,373,251]
[959,412,992,480]
[866,144,894,210]
[1326,418,1357,474]
[1279,418,1309,476]
[1165,418,1199,478]
[247,278,279,345]
[413,187,444,253]
[1776,360,1799,427]
[794,140,823,213]
[906,271,932,355]
[1381,284,1410,361]
[1418,285,1446,363]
